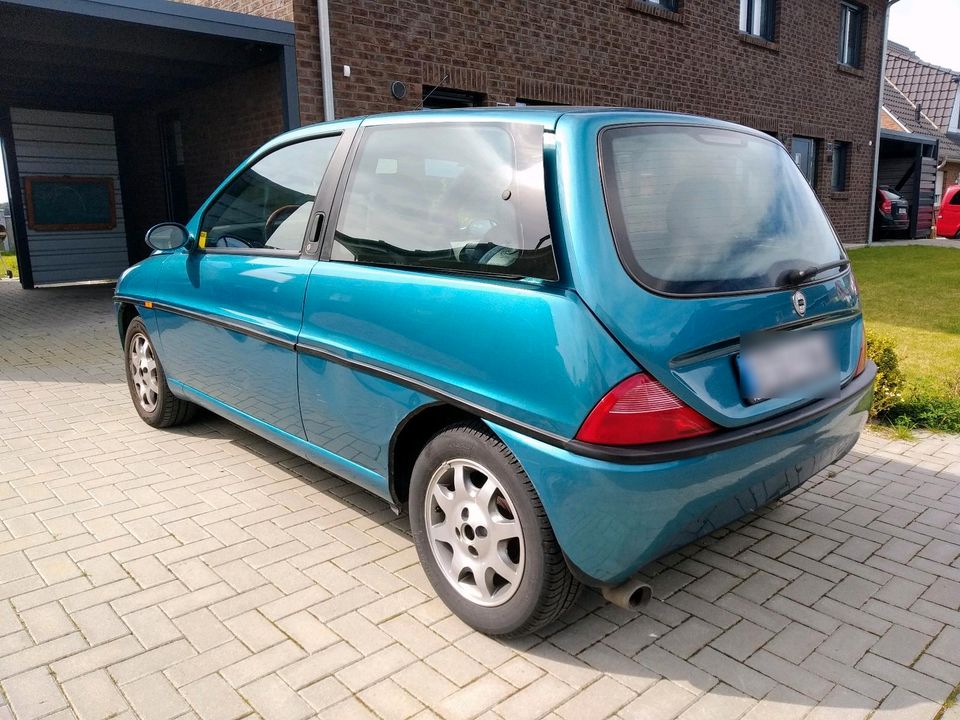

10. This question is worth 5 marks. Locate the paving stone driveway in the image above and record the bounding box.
[1,280,959,720]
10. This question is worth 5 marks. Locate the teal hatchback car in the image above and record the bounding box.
[115,108,875,636]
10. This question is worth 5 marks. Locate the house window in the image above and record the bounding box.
[516,98,567,107]
[838,2,864,67]
[792,136,818,188]
[740,0,776,41]
[421,86,484,109]
[644,0,678,10]
[832,142,850,191]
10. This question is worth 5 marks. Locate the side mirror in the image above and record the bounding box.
[145,222,189,251]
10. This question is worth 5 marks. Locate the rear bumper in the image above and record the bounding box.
[489,363,875,585]
[877,213,910,230]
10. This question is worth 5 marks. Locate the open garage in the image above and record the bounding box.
[0,0,299,288]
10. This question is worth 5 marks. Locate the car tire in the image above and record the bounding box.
[123,316,196,428]
[408,422,581,637]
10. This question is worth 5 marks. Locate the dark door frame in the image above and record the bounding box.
[0,107,34,288]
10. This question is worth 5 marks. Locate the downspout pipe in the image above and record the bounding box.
[317,0,335,121]
[868,0,900,245]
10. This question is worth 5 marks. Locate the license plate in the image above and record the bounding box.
[737,331,839,403]
[896,207,906,216]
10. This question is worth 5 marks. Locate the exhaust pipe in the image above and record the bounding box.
[601,578,652,611]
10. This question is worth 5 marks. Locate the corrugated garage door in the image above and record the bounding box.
[917,155,937,236]
[11,108,128,285]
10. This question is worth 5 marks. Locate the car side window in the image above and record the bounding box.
[330,123,557,280]
[951,191,960,206]
[199,135,339,252]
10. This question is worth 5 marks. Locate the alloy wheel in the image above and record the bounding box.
[424,458,525,606]
[129,332,159,413]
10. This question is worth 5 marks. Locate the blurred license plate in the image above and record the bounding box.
[896,207,906,216]
[737,331,838,403]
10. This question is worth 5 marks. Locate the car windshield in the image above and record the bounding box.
[600,125,846,295]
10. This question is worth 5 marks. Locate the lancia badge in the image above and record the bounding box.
[792,290,807,317]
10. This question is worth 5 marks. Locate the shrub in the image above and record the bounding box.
[865,330,904,417]
[892,391,960,434]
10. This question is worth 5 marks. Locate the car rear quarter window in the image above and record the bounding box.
[600,125,846,295]
[331,122,557,281]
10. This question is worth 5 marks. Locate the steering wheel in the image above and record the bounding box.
[264,205,301,240]
[213,235,252,248]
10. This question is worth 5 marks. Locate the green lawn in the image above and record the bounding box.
[849,245,960,396]
[0,251,17,278]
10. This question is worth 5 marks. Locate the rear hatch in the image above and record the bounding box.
[592,122,863,428]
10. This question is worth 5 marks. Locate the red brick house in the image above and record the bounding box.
[0,0,891,288]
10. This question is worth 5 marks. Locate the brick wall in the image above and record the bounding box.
[944,161,960,189]
[172,0,292,21]
[173,0,887,244]
[286,0,888,245]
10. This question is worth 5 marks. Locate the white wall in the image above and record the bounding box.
[11,108,128,285]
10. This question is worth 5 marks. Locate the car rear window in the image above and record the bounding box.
[879,189,903,201]
[600,125,846,295]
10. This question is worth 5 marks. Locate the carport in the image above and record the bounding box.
[875,130,939,239]
[0,0,299,289]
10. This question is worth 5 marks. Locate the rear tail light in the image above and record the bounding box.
[855,330,867,376]
[881,199,892,214]
[576,373,718,446]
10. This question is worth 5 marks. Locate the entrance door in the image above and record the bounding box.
[152,132,342,439]
[160,113,189,224]
[792,137,817,188]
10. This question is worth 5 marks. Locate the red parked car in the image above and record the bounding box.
[936,184,960,239]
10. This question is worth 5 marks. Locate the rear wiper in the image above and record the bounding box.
[779,259,850,287]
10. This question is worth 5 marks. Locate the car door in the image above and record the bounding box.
[938,186,960,238]
[293,119,634,499]
[152,130,348,439]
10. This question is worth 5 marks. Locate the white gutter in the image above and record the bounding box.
[317,0,335,121]
[867,0,900,245]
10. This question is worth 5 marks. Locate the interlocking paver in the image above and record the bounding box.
[710,620,773,662]
[871,625,933,666]
[656,617,722,660]
[1,667,69,720]
[241,673,313,720]
[61,670,130,720]
[358,677,425,720]
[18,603,75,645]
[3,281,960,720]
[618,678,697,720]
[762,622,826,664]
[121,672,190,720]
[180,673,251,720]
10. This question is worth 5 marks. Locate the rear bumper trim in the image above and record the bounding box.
[565,361,875,465]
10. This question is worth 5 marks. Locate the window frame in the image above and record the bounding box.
[838,1,864,68]
[792,136,819,189]
[831,141,850,192]
[320,120,559,282]
[642,0,678,11]
[597,122,846,299]
[739,0,776,41]
[195,131,346,259]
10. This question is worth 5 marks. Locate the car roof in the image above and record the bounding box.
[260,106,768,154]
